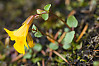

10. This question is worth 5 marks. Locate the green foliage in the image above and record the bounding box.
[55,54,66,63]
[23,53,32,59]
[42,4,51,20]
[63,44,71,49]
[58,54,66,62]
[32,24,42,37]
[62,31,75,44]
[34,31,42,37]
[37,9,46,14]
[76,42,82,49]
[32,57,42,63]
[64,28,69,32]
[80,59,86,62]
[93,61,99,66]
[36,4,51,20]
[41,14,49,20]
[33,43,42,52]
[44,4,51,11]
[32,24,37,33]
[49,42,59,50]
[1,1,98,65]
[29,49,32,53]
[67,16,78,28]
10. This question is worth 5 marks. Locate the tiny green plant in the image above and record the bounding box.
[4,4,78,55]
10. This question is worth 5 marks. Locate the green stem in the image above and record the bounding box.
[31,23,63,46]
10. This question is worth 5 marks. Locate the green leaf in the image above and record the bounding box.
[62,31,75,44]
[49,42,59,50]
[93,61,99,66]
[42,14,49,20]
[34,31,42,37]
[29,49,32,53]
[23,53,32,59]
[63,44,71,49]
[37,9,46,14]
[67,16,78,28]
[32,57,42,63]
[32,24,37,33]
[33,44,42,52]
[76,42,82,49]
[64,28,69,32]
[44,4,51,11]
[32,24,42,37]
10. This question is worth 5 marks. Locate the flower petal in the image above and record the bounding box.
[13,42,25,54]
[4,15,34,54]
[22,15,34,26]
[27,33,34,48]
[4,28,15,40]
[14,24,29,37]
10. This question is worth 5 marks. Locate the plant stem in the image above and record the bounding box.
[53,50,71,65]
[50,12,72,31]
[32,23,63,46]
[42,59,45,66]
[35,11,72,31]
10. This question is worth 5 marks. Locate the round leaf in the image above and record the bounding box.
[44,4,51,11]
[62,31,75,44]
[64,28,69,32]
[63,44,71,49]
[34,31,42,37]
[67,16,78,28]
[33,44,42,52]
[42,14,49,20]
[23,53,32,59]
[49,43,59,50]
[32,58,42,63]
[76,42,82,49]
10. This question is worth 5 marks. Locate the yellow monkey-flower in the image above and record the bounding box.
[4,15,34,54]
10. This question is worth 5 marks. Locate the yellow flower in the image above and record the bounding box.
[4,15,34,54]
[27,33,35,48]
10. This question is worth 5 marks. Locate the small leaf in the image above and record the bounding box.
[42,14,49,20]
[49,42,59,50]
[62,31,75,44]
[23,53,32,59]
[29,49,32,53]
[67,16,78,28]
[64,28,69,32]
[34,31,42,37]
[76,42,82,49]
[33,44,42,52]
[37,9,46,14]
[63,44,71,49]
[32,58,42,63]
[44,4,51,11]
[32,24,37,33]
